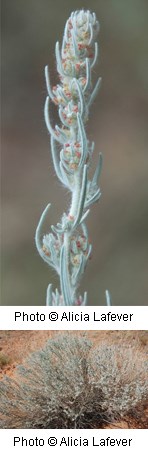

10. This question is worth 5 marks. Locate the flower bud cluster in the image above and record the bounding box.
[42,228,91,273]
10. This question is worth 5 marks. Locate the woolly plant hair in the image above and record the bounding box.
[0,333,147,428]
[35,10,111,306]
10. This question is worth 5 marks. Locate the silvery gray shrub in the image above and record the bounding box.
[0,334,147,428]
[35,10,111,306]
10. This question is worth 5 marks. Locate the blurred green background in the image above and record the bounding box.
[1,0,148,305]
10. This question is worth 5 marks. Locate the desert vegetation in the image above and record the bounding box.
[0,353,10,369]
[0,331,147,429]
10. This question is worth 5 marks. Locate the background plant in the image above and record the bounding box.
[0,353,10,369]
[35,10,110,306]
[0,333,147,428]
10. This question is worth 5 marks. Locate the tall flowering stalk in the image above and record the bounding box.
[36,10,110,306]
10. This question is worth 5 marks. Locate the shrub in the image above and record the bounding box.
[0,334,147,428]
[0,353,10,369]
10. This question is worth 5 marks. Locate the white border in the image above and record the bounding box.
[0,429,146,456]
[0,306,147,330]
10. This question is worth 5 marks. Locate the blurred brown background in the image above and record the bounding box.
[1,0,148,306]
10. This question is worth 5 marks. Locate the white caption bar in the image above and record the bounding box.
[0,306,147,330]
[0,429,146,457]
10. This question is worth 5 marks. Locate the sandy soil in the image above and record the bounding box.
[0,330,148,428]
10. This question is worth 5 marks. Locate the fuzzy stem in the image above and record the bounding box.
[63,175,82,304]
[63,231,71,284]
[69,172,81,218]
